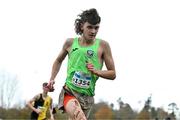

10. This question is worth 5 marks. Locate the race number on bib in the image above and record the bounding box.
[38,106,45,113]
[72,71,92,88]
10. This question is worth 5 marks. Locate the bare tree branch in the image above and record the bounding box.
[0,70,19,108]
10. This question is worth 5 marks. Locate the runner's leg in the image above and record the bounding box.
[64,94,87,120]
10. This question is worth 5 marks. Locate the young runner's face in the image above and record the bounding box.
[43,85,50,92]
[81,22,100,40]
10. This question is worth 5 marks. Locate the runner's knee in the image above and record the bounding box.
[64,96,86,120]
[73,102,86,120]
[64,99,84,119]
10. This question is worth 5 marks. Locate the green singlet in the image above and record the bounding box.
[65,37,103,96]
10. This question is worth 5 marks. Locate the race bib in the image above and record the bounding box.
[38,106,45,113]
[72,71,92,88]
[38,106,46,118]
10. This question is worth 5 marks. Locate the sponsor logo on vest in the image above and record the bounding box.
[87,50,94,58]
[72,48,78,52]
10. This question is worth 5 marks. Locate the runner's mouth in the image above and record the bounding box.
[89,34,95,37]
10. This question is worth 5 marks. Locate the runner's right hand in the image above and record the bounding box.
[47,80,55,92]
[35,108,41,114]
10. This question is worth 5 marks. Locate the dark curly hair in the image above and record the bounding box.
[74,8,101,35]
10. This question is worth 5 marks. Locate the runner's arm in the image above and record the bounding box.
[49,98,54,120]
[49,38,72,83]
[27,94,41,114]
[87,40,116,80]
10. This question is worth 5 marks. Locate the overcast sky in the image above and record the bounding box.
[0,0,180,112]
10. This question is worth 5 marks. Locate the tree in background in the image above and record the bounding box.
[156,107,168,120]
[150,107,158,119]
[119,103,136,120]
[136,94,152,120]
[117,97,137,120]
[94,101,114,119]
[0,70,19,108]
[168,102,179,120]
[135,94,171,120]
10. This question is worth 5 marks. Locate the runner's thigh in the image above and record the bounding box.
[65,98,86,120]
